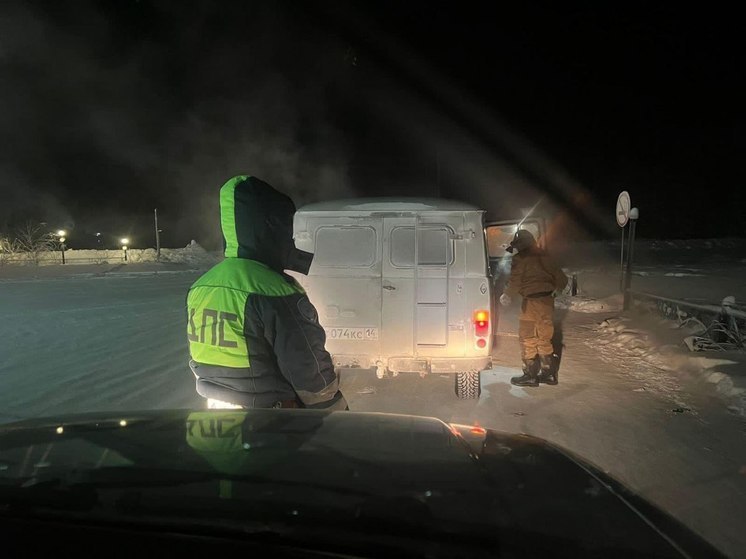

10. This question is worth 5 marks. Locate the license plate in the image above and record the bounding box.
[325,327,379,341]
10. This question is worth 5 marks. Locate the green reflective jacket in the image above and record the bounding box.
[186,175,340,409]
[187,258,302,368]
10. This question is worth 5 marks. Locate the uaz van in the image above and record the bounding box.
[292,198,500,399]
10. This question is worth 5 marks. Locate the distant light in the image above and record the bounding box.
[119,419,127,427]
[57,230,66,237]
[120,238,129,245]
[96,232,101,236]
[55,426,64,434]
[59,237,66,243]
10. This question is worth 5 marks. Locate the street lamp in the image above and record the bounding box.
[57,230,67,264]
[121,238,129,261]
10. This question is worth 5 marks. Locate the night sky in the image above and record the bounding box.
[0,1,742,248]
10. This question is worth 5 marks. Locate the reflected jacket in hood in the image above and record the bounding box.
[186,176,343,410]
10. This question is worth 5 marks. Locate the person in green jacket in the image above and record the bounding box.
[187,175,347,410]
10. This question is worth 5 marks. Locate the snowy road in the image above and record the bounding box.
[0,268,203,423]
[345,312,746,558]
[1,265,745,557]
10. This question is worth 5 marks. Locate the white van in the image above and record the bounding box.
[291,198,494,399]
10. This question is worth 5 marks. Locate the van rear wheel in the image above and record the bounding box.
[455,371,481,399]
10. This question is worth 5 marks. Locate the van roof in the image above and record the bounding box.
[297,197,481,213]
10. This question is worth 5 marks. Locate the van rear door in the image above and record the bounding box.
[297,219,383,367]
[382,217,453,359]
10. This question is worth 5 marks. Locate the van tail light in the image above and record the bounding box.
[473,309,490,338]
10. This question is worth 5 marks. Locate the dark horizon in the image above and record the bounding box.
[1,1,742,249]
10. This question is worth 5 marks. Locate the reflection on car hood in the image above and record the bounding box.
[0,410,723,558]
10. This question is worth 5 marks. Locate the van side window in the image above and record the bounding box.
[391,227,453,267]
[314,226,377,267]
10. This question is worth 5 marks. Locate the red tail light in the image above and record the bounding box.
[473,310,489,337]
[470,423,487,435]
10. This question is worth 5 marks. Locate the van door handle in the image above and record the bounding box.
[383,284,396,291]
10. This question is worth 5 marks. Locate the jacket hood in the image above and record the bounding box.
[219,175,313,273]
[509,229,537,253]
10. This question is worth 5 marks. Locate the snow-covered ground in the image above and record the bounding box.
[1,240,745,557]
[559,237,746,304]
[0,263,204,423]
[559,238,746,419]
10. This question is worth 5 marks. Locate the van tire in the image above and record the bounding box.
[455,371,481,399]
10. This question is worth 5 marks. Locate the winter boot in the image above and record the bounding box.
[511,357,540,387]
[537,354,558,385]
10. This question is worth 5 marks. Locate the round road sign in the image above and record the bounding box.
[616,191,631,227]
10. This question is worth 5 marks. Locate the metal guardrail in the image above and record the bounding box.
[629,290,746,321]
[630,289,745,350]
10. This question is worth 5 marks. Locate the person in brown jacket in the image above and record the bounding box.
[500,229,568,386]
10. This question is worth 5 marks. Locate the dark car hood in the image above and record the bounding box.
[0,410,723,558]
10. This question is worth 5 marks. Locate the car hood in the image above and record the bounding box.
[0,409,722,558]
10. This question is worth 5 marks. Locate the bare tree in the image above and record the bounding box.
[0,235,19,265]
[13,222,56,265]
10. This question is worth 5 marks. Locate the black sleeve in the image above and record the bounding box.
[248,292,340,406]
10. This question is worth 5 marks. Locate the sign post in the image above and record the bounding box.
[616,191,631,291]
[623,207,639,311]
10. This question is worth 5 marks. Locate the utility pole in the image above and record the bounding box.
[436,145,441,197]
[154,208,161,261]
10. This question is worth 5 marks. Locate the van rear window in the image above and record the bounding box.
[314,226,377,267]
[391,227,452,267]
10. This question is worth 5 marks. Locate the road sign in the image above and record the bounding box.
[616,191,631,227]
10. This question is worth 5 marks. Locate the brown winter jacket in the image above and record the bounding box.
[504,248,568,298]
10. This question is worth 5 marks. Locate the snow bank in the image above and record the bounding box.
[0,241,220,268]
[697,357,746,416]
[646,238,746,251]
[591,316,746,416]
[555,293,623,313]
[586,317,694,411]
[593,317,677,370]
[134,241,220,266]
